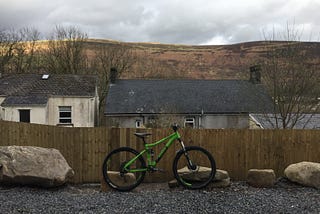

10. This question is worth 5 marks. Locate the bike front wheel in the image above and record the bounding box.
[102,147,146,191]
[173,146,216,189]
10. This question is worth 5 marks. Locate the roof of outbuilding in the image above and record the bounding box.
[105,79,274,114]
[250,114,320,129]
[0,74,97,106]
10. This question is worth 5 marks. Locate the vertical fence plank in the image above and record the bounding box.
[74,127,82,183]
[89,127,96,183]
[309,130,319,162]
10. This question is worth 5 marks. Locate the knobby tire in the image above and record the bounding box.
[173,146,216,189]
[102,147,146,191]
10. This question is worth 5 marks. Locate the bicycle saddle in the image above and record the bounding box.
[134,133,152,138]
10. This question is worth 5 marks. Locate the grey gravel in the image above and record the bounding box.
[0,179,319,214]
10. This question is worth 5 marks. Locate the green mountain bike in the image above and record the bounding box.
[102,125,216,191]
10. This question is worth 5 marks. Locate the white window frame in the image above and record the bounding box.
[135,119,143,128]
[59,106,72,124]
[184,117,195,128]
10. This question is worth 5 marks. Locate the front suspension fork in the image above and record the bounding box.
[178,138,196,170]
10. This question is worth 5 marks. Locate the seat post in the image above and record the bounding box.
[142,137,147,144]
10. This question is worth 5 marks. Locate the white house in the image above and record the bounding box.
[0,74,99,127]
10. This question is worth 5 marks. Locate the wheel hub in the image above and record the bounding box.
[119,162,128,174]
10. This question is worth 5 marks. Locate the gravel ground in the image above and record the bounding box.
[0,179,319,214]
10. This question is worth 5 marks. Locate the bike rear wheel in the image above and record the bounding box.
[102,147,146,191]
[173,146,216,189]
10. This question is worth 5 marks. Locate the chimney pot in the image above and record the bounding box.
[249,65,261,84]
[110,67,117,84]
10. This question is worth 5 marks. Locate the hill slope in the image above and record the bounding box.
[85,39,320,80]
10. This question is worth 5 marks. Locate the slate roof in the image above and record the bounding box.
[0,74,97,106]
[105,79,274,114]
[250,114,320,129]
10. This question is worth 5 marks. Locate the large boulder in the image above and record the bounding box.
[178,166,212,181]
[284,162,320,189]
[213,169,229,181]
[0,146,74,187]
[169,167,231,188]
[209,169,231,188]
[101,172,136,191]
[247,169,276,188]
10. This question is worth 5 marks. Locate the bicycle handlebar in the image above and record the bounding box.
[172,124,179,132]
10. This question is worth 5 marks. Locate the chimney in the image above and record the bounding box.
[249,65,261,84]
[110,67,118,84]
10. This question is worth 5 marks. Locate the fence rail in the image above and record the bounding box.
[0,121,319,183]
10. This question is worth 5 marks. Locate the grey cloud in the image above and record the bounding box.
[0,0,319,44]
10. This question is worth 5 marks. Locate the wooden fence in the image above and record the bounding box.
[0,120,319,183]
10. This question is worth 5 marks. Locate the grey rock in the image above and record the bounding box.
[214,169,229,181]
[284,161,320,189]
[209,178,231,188]
[178,166,213,181]
[170,168,231,188]
[247,169,276,187]
[0,146,74,187]
[168,179,179,188]
[101,171,136,191]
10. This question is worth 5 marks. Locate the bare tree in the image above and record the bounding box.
[0,28,18,73]
[144,104,184,128]
[92,43,136,124]
[10,27,41,73]
[44,25,88,74]
[144,114,184,128]
[257,25,320,129]
[0,27,41,74]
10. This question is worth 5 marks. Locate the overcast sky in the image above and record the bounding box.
[0,0,319,45]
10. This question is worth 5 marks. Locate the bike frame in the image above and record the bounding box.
[124,131,185,173]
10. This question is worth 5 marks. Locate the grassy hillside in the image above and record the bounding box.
[10,39,319,80]
[84,39,320,80]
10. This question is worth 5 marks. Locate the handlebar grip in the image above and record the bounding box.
[172,124,179,132]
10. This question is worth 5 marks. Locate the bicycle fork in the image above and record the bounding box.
[178,139,197,170]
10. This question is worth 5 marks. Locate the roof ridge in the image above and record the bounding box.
[116,79,247,81]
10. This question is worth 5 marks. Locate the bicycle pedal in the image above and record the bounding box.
[155,168,166,172]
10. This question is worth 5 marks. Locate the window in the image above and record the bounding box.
[59,106,72,124]
[135,119,143,128]
[19,109,30,123]
[184,117,195,128]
